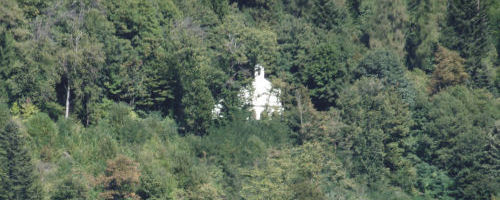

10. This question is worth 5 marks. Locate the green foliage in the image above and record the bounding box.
[202,119,290,166]
[0,30,16,102]
[414,161,454,199]
[212,13,279,72]
[355,49,415,104]
[354,50,406,85]
[431,46,468,94]
[19,101,40,119]
[442,0,495,88]
[239,148,295,200]
[137,164,177,199]
[489,0,500,64]
[16,0,48,19]
[310,0,350,31]
[0,1,497,199]
[42,101,64,120]
[210,0,229,20]
[279,84,345,145]
[301,35,353,110]
[337,78,415,188]
[0,107,43,199]
[360,0,408,58]
[0,103,10,128]
[406,0,445,72]
[0,31,15,72]
[51,175,89,200]
[98,155,141,200]
[181,79,215,135]
[422,86,499,199]
[104,102,152,144]
[240,142,354,200]
[25,112,57,148]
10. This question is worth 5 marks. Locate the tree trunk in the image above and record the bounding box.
[65,84,70,119]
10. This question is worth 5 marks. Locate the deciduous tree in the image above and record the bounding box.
[431,46,468,94]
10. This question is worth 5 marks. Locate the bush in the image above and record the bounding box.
[25,112,58,148]
[105,102,150,144]
[142,114,178,142]
[98,155,141,200]
[415,162,454,199]
[51,175,89,200]
[137,164,177,200]
[42,102,64,121]
[202,119,290,166]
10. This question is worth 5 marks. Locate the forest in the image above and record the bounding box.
[0,0,499,199]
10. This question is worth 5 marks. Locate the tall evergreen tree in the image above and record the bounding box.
[442,0,493,88]
[0,31,15,74]
[0,103,9,200]
[0,104,43,200]
[0,31,15,102]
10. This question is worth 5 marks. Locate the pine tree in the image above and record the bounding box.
[0,31,15,102]
[180,78,215,135]
[0,104,9,200]
[0,31,15,72]
[0,104,43,200]
[442,0,492,88]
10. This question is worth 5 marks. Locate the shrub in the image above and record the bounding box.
[51,175,89,200]
[98,155,141,200]
[25,112,58,148]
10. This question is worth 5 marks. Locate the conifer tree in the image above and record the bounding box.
[0,31,15,102]
[0,31,15,73]
[442,0,492,88]
[0,103,9,200]
[0,104,43,200]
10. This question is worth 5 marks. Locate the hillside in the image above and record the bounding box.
[0,0,499,199]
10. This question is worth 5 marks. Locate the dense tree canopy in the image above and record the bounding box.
[0,0,498,199]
